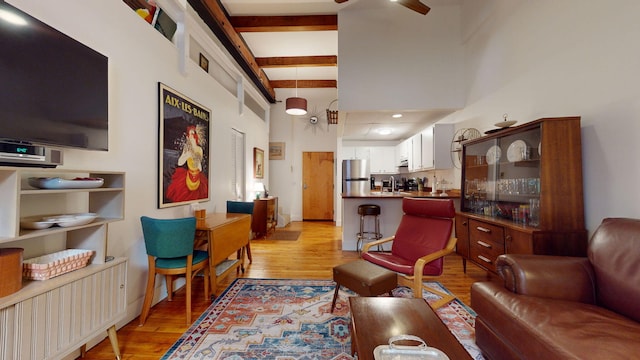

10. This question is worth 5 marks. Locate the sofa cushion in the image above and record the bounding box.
[472,281,640,360]
[589,218,640,322]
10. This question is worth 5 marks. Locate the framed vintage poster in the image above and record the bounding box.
[158,83,211,208]
[254,147,264,179]
[269,142,285,160]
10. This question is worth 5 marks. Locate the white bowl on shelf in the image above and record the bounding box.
[20,217,57,230]
[43,213,98,227]
[21,213,98,230]
[28,177,104,189]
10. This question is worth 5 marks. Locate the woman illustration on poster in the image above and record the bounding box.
[166,124,208,202]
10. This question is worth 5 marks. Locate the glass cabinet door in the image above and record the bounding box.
[461,126,541,226]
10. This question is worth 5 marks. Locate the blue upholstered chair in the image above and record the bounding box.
[139,216,209,326]
[227,200,255,269]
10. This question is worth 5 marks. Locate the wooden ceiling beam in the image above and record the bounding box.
[270,80,337,88]
[256,55,337,68]
[188,0,276,102]
[230,15,338,32]
[187,2,341,102]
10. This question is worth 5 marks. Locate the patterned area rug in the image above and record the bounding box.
[161,278,483,360]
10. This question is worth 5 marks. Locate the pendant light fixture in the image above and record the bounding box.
[285,68,307,116]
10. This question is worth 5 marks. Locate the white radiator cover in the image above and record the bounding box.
[0,259,127,360]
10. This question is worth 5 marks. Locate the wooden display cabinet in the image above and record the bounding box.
[252,197,277,238]
[456,117,587,273]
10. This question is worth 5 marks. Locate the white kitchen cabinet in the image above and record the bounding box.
[341,146,356,160]
[355,147,371,160]
[396,139,409,165]
[0,167,126,360]
[343,146,396,174]
[341,146,370,161]
[419,124,454,170]
[369,146,396,174]
[421,127,434,169]
[409,133,422,171]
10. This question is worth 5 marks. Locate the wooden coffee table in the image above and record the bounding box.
[349,297,472,360]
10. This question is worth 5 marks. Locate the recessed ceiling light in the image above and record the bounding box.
[377,128,393,135]
[392,113,403,118]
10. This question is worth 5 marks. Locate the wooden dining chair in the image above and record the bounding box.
[226,200,255,270]
[139,216,209,326]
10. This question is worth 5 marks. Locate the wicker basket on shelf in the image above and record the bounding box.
[23,249,94,281]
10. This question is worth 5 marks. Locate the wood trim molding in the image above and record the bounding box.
[190,0,276,102]
[188,1,340,100]
[230,15,338,32]
[256,56,337,68]
[270,80,337,88]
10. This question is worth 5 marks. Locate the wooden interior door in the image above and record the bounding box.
[302,152,334,220]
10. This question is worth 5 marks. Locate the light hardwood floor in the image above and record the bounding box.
[83,221,493,359]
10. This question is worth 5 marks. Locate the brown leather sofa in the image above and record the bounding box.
[471,218,640,360]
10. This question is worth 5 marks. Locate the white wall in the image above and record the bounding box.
[338,1,464,112]
[443,0,640,232]
[8,0,269,334]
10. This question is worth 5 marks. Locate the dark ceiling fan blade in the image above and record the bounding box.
[396,0,430,15]
[335,0,430,15]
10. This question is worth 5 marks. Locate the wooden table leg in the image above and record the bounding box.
[107,325,122,360]
[240,246,246,273]
[208,231,216,295]
[350,318,357,356]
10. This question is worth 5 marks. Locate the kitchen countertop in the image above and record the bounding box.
[342,190,460,199]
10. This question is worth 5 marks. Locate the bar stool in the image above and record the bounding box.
[356,204,383,252]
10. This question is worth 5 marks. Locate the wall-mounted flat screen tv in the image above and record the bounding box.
[0,1,108,151]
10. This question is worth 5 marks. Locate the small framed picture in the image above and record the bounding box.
[199,53,209,73]
[269,142,285,160]
[254,147,264,179]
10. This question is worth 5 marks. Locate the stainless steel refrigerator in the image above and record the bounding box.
[342,159,369,196]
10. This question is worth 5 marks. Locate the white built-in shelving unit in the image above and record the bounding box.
[0,167,126,360]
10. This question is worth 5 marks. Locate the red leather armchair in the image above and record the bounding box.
[362,197,457,308]
[471,218,640,359]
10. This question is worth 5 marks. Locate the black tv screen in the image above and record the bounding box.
[0,1,108,151]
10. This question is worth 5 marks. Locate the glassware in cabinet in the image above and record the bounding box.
[461,126,541,226]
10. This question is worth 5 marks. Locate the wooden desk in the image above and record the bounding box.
[349,297,471,360]
[196,213,251,296]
